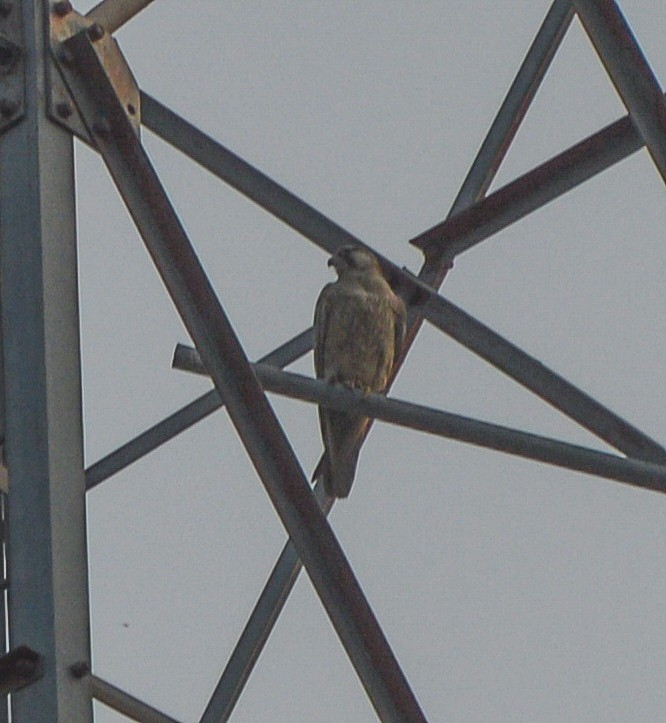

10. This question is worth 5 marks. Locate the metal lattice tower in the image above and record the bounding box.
[1,0,666,720]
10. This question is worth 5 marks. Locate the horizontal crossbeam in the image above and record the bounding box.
[173,346,666,494]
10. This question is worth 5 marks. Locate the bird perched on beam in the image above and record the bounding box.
[312,245,406,497]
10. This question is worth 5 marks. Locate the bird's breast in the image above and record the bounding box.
[322,289,395,391]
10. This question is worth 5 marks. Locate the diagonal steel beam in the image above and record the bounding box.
[141,92,363,253]
[198,480,333,723]
[85,328,313,490]
[192,6,594,718]
[573,0,666,183]
[92,674,182,723]
[409,111,643,259]
[86,0,157,34]
[450,0,574,212]
[59,27,426,722]
[417,291,666,463]
[144,83,652,270]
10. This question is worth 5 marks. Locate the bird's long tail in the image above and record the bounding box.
[312,411,367,498]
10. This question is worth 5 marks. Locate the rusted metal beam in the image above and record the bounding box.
[58,27,426,722]
[86,0,157,34]
[198,481,333,723]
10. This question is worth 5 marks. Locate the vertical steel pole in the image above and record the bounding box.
[0,1,92,720]
[0,495,7,723]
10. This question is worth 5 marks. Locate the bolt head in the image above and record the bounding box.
[14,658,36,678]
[0,98,18,118]
[55,100,72,118]
[87,23,105,42]
[69,661,90,679]
[52,1,72,16]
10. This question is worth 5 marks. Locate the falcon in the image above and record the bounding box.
[312,245,406,497]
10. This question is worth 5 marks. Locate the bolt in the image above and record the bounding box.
[55,100,72,118]
[0,98,17,118]
[87,23,105,42]
[14,658,36,678]
[52,1,72,16]
[0,1,13,18]
[69,660,90,679]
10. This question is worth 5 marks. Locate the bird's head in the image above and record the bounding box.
[328,246,381,276]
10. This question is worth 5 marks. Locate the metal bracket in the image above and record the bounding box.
[0,646,43,696]
[48,1,140,144]
[0,0,25,134]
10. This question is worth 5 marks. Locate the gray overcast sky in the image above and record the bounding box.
[71,2,666,721]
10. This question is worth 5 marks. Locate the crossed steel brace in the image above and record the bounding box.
[2,0,665,720]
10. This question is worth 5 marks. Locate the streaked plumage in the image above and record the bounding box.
[312,246,406,497]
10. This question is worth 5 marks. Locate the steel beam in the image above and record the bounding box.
[0,496,7,723]
[59,28,426,722]
[141,92,362,256]
[92,675,182,723]
[450,0,573,213]
[418,292,666,463]
[193,5,598,718]
[410,112,643,258]
[145,93,663,465]
[0,2,92,720]
[85,328,313,489]
[140,79,654,272]
[86,0,157,34]
[172,350,666,494]
[574,0,666,183]
[199,481,333,723]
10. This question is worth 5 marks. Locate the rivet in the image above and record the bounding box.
[87,23,105,42]
[14,658,36,678]
[52,1,72,16]
[69,661,90,679]
[55,100,72,118]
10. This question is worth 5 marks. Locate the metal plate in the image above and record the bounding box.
[48,2,140,144]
